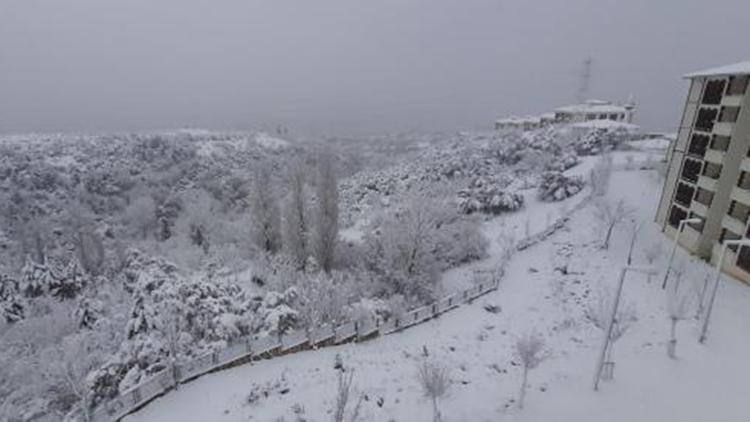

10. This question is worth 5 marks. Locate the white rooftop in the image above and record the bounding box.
[554,100,629,114]
[684,60,750,78]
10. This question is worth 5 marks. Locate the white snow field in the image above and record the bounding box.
[126,164,750,422]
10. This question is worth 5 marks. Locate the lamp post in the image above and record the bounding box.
[593,265,656,391]
[662,217,703,289]
[699,239,750,344]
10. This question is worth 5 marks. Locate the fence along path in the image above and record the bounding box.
[89,191,594,422]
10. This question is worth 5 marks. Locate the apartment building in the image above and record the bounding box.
[656,60,750,282]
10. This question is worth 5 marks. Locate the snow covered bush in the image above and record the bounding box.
[416,359,451,422]
[537,171,584,202]
[457,176,524,215]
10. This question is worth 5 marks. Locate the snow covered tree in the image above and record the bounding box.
[643,242,664,284]
[457,176,524,215]
[50,258,87,300]
[123,194,158,240]
[593,198,634,249]
[0,274,24,323]
[537,171,584,202]
[283,163,309,269]
[589,154,613,197]
[76,229,105,276]
[19,257,56,298]
[250,165,282,254]
[666,275,696,359]
[514,333,548,409]
[416,359,451,422]
[313,152,339,273]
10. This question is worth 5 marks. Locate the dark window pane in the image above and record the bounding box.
[702,79,726,105]
[688,134,710,157]
[669,205,688,228]
[739,172,750,190]
[681,158,701,183]
[675,183,695,207]
[695,107,718,132]
[720,228,742,251]
[727,76,749,96]
[728,200,750,224]
[719,106,740,123]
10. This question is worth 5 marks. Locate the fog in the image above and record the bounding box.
[1,0,748,136]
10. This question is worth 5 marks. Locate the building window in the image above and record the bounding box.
[688,134,710,157]
[702,79,726,105]
[727,75,749,96]
[695,107,718,132]
[586,113,597,121]
[688,212,705,232]
[668,205,688,228]
[702,162,722,180]
[608,113,618,121]
[675,183,695,207]
[710,135,731,152]
[681,158,701,183]
[694,187,713,207]
[737,246,750,272]
[738,172,750,190]
[718,106,740,123]
[729,200,750,224]
[720,228,742,252]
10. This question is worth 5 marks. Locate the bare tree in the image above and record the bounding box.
[626,220,642,265]
[666,273,696,359]
[416,359,451,422]
[585,287,637,379]
[643,242,664,284]
[283,163,308,269]
[332,358,363,422]
[514,333,548,409]
[313,152,339,272]
[589,154,613,197]
[593,198,634,249]
[250,165,281,253]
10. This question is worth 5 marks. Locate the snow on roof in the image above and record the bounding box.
[571,120,640,131]
[684,60,750,78]
[495,115,541,125]
[554,101,629,115]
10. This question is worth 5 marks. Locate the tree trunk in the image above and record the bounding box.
[432,396,440,422]
[668,318,677,359]
[519,366,528,409]
[603,224,615,249]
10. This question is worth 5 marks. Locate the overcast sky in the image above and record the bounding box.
[1,0,748,136]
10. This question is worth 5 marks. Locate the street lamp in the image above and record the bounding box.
[699,238,750,344]
[662,217,703,289]
[593,265,657,391]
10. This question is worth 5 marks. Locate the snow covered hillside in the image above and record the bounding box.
[125,157,750,422]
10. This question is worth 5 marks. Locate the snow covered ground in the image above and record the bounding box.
[126,163,750,422]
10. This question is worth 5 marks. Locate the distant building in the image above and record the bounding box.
[655,60,750,283]
[494,99,635,132]
[553,99,635,124]
[494,116,541,132]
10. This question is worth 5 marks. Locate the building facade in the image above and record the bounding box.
[656,60,750,282]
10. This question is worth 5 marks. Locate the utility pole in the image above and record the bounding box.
[577,56,593,104]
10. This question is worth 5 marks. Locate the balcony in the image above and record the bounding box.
[713,122,733,137]
[697,175,717,191]
[704,149,725,164]
[690,200,709,217]
[722,214,747,236]
[731,187,750,207]
[721,95,743,107]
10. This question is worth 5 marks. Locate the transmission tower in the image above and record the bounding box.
[577,57,593,103]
